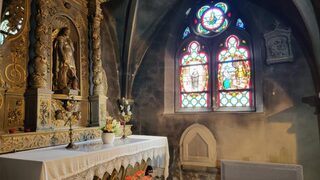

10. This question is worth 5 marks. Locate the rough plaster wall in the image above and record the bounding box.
[102,0,129,62]
[101,9,121,117]
[132,1,320,180]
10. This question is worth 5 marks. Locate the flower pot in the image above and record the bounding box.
[101,132,115,144]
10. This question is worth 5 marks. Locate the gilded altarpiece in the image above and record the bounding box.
[0,0,29,133]
[0,0,108,154]
[25,0,90,131]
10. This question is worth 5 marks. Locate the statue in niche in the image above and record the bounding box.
[53,27,79,93]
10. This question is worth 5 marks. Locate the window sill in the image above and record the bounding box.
[162,111,265,116]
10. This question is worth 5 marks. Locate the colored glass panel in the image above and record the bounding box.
[214,2,228,13]
[219,91,250,107]
[214,19,228,33]
[180,65,209,92]
[201,8,225,30]
[217,35,252,108]
[197,5,210,19]
[181,93,208,108]
[182,27,191,39]
[236,18,245,29]
[195,3,229,35]
[179,41,209,108]
[180,41,208,65]
[197,23,210,34]
[217,61,251,90]
[218,35,249,61]
[180,41,209,93]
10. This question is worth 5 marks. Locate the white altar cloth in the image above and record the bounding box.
[0,135,169,180]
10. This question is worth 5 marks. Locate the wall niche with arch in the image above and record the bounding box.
[180,123,218,169]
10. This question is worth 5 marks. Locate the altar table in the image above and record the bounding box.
[0,135,169,180]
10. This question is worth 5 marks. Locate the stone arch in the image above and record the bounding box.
[180,123,217,167]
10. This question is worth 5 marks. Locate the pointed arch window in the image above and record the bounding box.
[179,41,210,108]
[176,0,255,112]
[217,35,252,109]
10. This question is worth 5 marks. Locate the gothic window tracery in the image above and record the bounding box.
[177,0,254,112]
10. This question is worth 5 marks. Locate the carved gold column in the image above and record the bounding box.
[25,0,53,131]
[0,86,5,134]
[89,0,108,127]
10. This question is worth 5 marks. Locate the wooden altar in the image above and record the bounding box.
[0,135,169,180]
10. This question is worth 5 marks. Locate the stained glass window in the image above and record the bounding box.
[177,0,254,111]
[236,18,245,29]
[179,41,209,108]
[217,35,252,107]
[182,27,191,39]
[194,2,230,36]
[0,1,26,45]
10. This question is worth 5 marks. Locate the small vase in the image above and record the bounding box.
[101,132,115,144]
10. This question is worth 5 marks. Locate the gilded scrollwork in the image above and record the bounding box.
[51,99,81,128]
[7,100,24,127]
[5,42,27,88]
[0,128,101,154]
[39,100,50,127]
[5,64,26,85]
[0,73,6,89]
[0,94,3,109]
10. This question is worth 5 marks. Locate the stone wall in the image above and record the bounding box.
[131,1,320,180]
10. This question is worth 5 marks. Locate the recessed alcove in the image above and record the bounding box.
[180,123,217,168]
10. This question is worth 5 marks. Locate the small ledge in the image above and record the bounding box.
[162,111,266,116]
[181,165,220,174]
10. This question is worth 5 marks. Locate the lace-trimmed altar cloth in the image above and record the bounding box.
[0,135,169,180]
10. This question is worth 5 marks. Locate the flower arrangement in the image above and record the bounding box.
[100,116,121,133]
[118,97,133,139]
[119,97,132,123]
[125,170,151,180]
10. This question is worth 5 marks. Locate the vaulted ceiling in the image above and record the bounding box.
[103,0,320,97]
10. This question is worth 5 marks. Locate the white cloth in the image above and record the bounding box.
[0,135,169,180]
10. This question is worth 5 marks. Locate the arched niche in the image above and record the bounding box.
[180,123,217,167]
[50,15,81,95]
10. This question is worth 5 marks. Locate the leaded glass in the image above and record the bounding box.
[217,35,252,108]
[177,1,254,111]
[217,61,251,90]
[183,27,191,39]
[180,41,208,65]
[202,8,224,30]
[180,65,209,92]
[236,18,245,29]
[218,35,249,61]
[181,93,208,108]
[195,2,229,35]
[219,91,251,107]
[179,41,209,108]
